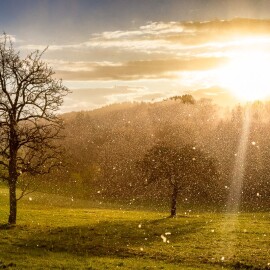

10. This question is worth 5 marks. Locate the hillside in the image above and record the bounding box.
[27,97,270,212]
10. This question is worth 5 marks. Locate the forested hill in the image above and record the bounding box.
[37,97,270,211]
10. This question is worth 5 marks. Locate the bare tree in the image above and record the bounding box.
[0,34,70,225]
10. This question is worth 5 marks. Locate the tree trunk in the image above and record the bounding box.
[170,185,178,217]
[8,120,18,225]
[8,181,17,225]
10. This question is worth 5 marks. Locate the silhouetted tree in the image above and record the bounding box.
[0,34,70,224]
[169,94,195,104]
[180,94,195,104]
[140,144,218,217]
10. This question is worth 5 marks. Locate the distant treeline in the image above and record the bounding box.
[34,98,270,211]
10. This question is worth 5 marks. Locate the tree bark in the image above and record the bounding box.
[170,185,178,217]
[8,123,18,225]
[8,180,17,225]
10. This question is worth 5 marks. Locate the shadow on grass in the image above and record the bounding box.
[214,261,270,270]
[147,214,194,225]
[7,218,205,261]
[0,223,16,230]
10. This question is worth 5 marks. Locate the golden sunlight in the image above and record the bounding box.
[217,52,270,101]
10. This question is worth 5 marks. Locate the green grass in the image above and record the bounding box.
[0,186,270,269]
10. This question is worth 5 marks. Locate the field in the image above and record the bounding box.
[0,186,269,270]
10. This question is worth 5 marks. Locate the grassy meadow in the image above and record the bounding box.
[0,185,269,270]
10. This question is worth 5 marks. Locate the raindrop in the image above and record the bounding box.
[161,235,167,243]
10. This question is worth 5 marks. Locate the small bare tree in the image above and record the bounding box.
[0,34,70,225]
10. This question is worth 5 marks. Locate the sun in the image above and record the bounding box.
[217,52,270,101]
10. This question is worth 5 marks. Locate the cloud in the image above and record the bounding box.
[18,18,270,80]
[20,18,270,55]
[0,34,17,43]
[186,86,239,106]
[134,92,164,101]
[47,59,122,72]
[61,85,148,112]
[54,57,227,81]
[17,18,270,109]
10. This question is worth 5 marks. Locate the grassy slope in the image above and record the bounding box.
[0,186,269,270]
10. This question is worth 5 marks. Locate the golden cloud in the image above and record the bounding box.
[23,18,270,83]
[21,19,270,55]
[55,57,227,81]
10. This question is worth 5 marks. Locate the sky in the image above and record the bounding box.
[2,0,270,111]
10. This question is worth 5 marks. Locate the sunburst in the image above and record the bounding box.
[217,51,270,101]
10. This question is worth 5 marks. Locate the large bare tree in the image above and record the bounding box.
[0,34,70,225]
